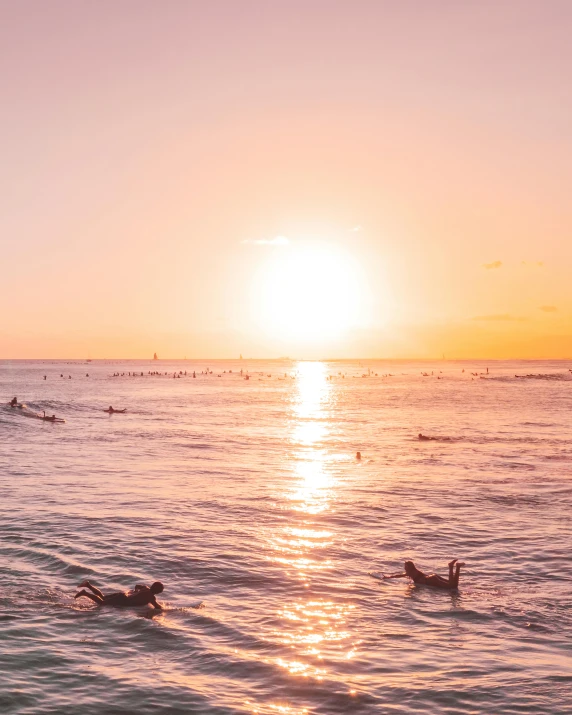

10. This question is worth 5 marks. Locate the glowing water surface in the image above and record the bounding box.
[1,359,571,714]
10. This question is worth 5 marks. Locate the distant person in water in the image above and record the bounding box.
[418,433,437,441]
[381,559,464,590]
[10,397,17,407]
[74,580,164,608]
[356,451,362,460]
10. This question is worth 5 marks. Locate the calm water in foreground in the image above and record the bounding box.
[1,359,571,714]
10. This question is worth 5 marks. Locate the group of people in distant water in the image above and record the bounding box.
[111,370,219,378]
[109,369,291,381]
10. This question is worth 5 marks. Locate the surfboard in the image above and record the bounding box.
[369,571,386,582]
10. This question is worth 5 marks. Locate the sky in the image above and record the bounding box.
[1,0,572,359]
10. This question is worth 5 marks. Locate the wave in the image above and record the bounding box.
[513,373,572,380]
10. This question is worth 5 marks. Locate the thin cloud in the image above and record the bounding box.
[521,261,544,267]
[539,305,557,312]
[241,236,289,246]
[472,314,528,322]
[482,260,502,270]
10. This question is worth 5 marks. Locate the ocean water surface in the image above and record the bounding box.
[1,359,571,714]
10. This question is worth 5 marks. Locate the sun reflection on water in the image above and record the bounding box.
[252,362,359,713]
[292,361,332,421]
[244,701,309,715]
[288,362,334,514]
[263,361,357,703]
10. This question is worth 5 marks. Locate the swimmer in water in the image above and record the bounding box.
[418,433,436,441]
[381,559,464,590]
[10,397,17,407]
[356,451,362,460]
[74,580,164,609]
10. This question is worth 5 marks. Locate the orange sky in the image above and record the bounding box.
[2,1,572,359]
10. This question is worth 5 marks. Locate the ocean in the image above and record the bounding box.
[1,359,571,714]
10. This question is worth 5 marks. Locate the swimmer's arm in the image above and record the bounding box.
[150,595,163,610]
[383,572,407,579]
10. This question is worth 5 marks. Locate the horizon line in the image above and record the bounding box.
[2,357,572,362]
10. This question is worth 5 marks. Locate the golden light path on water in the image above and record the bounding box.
[248,363,357,714]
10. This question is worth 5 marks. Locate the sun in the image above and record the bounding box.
[251,243,369,343]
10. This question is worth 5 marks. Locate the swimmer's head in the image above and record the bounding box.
[404,560,416,576]
[150,581,164,594]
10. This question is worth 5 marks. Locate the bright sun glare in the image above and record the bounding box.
[251,244,368,343]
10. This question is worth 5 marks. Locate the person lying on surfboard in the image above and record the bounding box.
[74,580,164,608]
[377,559,464,590]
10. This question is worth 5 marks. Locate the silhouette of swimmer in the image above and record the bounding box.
[356,451,362,460]
[418,433,452,442]
[10,397,17,407]
[380,559,464,590]
[75,580,164,608]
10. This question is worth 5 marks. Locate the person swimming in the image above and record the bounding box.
[74,580,164,609]
[10,397,17,407]
[418,433,437,441]
[380,559,464,590]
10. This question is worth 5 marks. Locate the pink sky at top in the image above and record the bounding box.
[1,1,572,358]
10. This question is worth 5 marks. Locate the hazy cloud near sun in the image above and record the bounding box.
[480,260,545,270]
[539,305,557,312]
[241,236,290,246]
[472,314,528,322]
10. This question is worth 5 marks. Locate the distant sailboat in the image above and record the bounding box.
[153,352,158,360]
